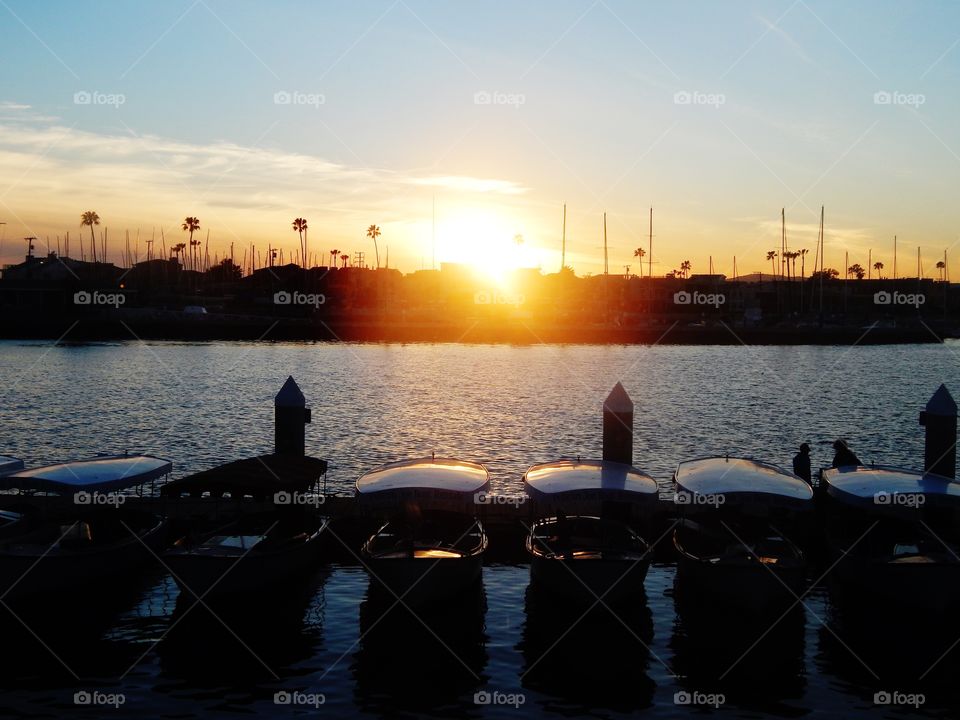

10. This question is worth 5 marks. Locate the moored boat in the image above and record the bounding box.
[161,454,329,598]
[0,456,23,478]
[822,464,960,612]
[356,458,489,606]
[672,456,812,610]
[523,459,658,603]
[0,454,171,601]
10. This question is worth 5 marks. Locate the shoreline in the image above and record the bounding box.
[0,315,949,345]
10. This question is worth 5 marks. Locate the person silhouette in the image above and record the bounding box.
[793,443,812,483]
[832,439,862,468]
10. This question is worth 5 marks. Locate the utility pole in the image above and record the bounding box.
[648,207,653,279]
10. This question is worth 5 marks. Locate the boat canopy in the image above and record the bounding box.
[161,454,327,500]
[524,460,658,499]
[675,457,813,506]
[356,458,489,495]
[0,454,172,493]
[823,465,960,509]
[0,456,24,478]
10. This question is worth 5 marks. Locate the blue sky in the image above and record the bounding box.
[1,0,959,277]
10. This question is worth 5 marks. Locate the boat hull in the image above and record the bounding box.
[529,554,649,604]
[829,552,960,612]
[675,551,805,610]
[164,523,327,598]
[365,554,483,607]
[0,515,167,601]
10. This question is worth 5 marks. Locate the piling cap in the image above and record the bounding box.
[926,384,957,417]
[275,376,306,408]
[603,382,633,413]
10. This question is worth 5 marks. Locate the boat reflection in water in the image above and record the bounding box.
[0,571,164,694]
[352,577,487,716]
[671,573,806,704]
[156,571,327,698]
[519,581,654,712]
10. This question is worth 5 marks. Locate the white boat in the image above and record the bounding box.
[0,456,24,478]
[523,459,658,603]
[0,454,171,601]
[672,457,812,610]
[356,458,489,606]
[823,465,960,611]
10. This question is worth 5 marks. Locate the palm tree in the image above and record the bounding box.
[340,253,349,268]
[171,242,187,267]
[633,247,646,274]
[367,225,381,269]
[766,251,777,280]
[292,218,308,267]
[873,261,884,279]
[182,217,200,270]
[329,248,338,268]
[80,210,100,263]
[799,248,809,278]
[680,260,691,279]
[848,263,866,280]
[936,260,946,282]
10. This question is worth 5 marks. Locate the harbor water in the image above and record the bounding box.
[1,340,959,718]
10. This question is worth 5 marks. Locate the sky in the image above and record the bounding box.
[1,0,959,278]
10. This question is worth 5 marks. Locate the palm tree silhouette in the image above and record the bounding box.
[330,249,338,268]
[171,242,187,267]
[680,260,691,279]
[367,225,381,269]
[799,248,809,278]
[848,263,866,280]
[766,251,777,280]
[292,218,308,267]
[80,210,100,263]
[873,261,884,279]
[633,247,646,275]
[936,260,946,281]
[182,217,200,270]
[340,253,349,268]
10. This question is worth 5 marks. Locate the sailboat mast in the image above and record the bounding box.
[648,207,653,279]
[603,212,608,275]
[561,203,566,272]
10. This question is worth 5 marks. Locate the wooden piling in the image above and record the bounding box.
[920,384,957,478]
[275,376,311,456]
[602,382,633,465]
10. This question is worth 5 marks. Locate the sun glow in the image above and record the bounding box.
[436,209,536,286]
